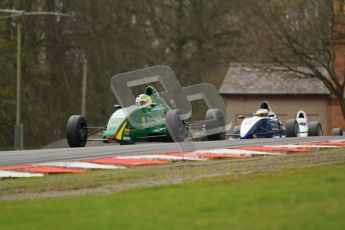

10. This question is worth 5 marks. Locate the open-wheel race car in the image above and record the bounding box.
[66,65,230,147]
[232,101,340,139]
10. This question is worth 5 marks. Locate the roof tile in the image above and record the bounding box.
[219,63,330,95]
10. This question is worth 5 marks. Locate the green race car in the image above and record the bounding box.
[66,66,229,147]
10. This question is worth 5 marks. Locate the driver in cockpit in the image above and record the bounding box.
[135,94,153,107]
[255,101,276,118]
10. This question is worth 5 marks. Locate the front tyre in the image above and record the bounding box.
[332,127,343,136]
[165,109,187,142]
[285,119,299,137]
[66,115,88,147]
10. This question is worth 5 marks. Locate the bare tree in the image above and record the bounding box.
[140,0,240,85]
[242,0,345,118]
[0,0,244,148]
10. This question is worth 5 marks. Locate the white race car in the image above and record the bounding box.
[295,111,322,137]
[233,101,334,139]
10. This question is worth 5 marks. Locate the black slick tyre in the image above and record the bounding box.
[332,127,343,136]
[285,119,299,137]
[66,115,88,147]
[308,121,323,136]
[165,109,186,142]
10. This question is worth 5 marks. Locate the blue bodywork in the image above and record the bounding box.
[240,117,286,139]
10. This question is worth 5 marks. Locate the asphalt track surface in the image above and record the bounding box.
[0,136,344,167]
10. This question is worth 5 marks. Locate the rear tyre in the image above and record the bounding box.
[285,119,299,137]
[232,126,240,139]
[205,109,226,141]
[308,121,323,136]
[165,109,187,142]
[66,115,88,147]
[332,127,343,136]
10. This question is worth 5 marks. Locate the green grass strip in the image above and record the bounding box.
[1,164,345,229]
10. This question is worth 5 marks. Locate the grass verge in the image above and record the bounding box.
[1,164,345,229]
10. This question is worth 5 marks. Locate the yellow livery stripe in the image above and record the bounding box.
[115,121,128,140]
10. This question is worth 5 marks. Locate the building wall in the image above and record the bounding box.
[222,95,329,134]
[328,99,345,133]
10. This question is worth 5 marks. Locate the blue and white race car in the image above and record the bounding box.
[233,101,323,139]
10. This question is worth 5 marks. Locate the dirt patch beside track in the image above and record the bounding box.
[1,149,345,200]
